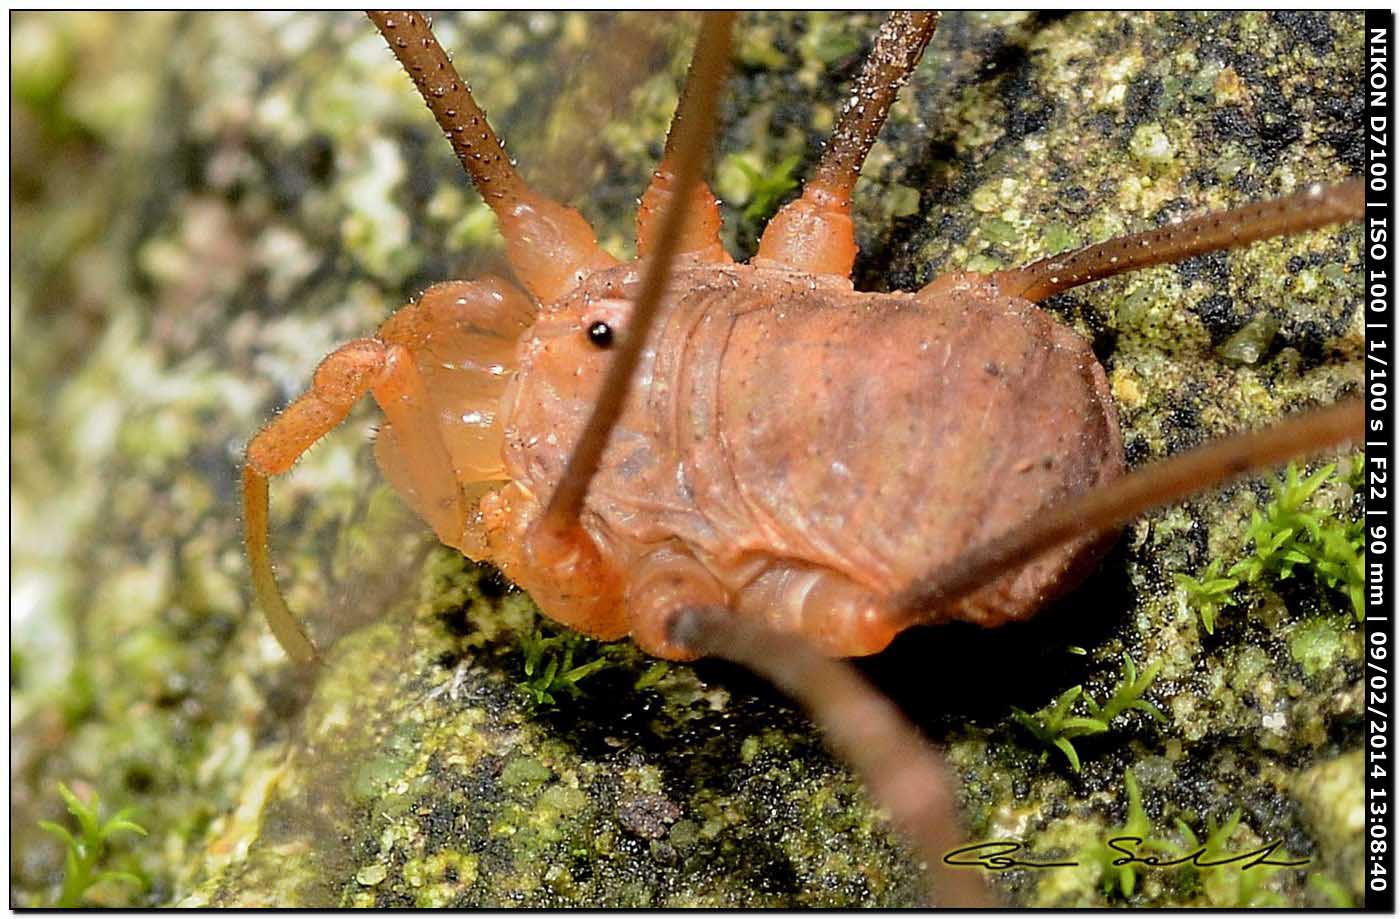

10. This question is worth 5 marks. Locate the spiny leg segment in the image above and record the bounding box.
[756,11,939,278]
[992,179,1364,302]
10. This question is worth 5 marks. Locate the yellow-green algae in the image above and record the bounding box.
[12,11,1363,907]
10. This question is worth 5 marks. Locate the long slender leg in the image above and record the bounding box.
[889,397,1363,631]
[367,11,617,303]
[667,606,994,908]
[991,179,1363,302]
[533,13,734,553]
[636,19,733,264]
[755,12,939,278]
[243,337,461,664]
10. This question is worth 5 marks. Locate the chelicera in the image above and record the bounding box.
[242,12,1363,905]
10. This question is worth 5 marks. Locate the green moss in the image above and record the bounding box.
[516,626,621,707]
[1232,461,1366,619]
[500,756,554,795]
[37,783,148,907]
[1174,560,1238,635]
[1011,654,1163,772]
[719,151,803,223]
[1078,770,1167,900]
[1175,459,1365,633]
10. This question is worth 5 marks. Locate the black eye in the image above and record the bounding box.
[587,321,614,349]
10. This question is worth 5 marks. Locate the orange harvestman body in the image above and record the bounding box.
[242,12,1363,905]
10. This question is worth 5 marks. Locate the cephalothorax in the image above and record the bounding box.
[243,12,1362,905]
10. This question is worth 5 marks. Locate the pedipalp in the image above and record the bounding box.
[244,336,447,666]
[242,278,534,664]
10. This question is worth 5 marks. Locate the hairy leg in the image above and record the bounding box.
[991,180,1363,302]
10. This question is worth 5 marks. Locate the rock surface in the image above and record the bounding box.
[12,11,1362,908]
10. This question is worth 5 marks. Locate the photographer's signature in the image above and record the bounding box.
[943,839,1310,872]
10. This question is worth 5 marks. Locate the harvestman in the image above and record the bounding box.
[243,12,1364,905]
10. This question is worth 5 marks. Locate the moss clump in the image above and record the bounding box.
[1011,654,1164,772]
[1175,459,1365,633]
[37,783,148,907]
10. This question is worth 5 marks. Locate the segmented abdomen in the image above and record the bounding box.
[677,269,1123,642]
[571,265,1122,654]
